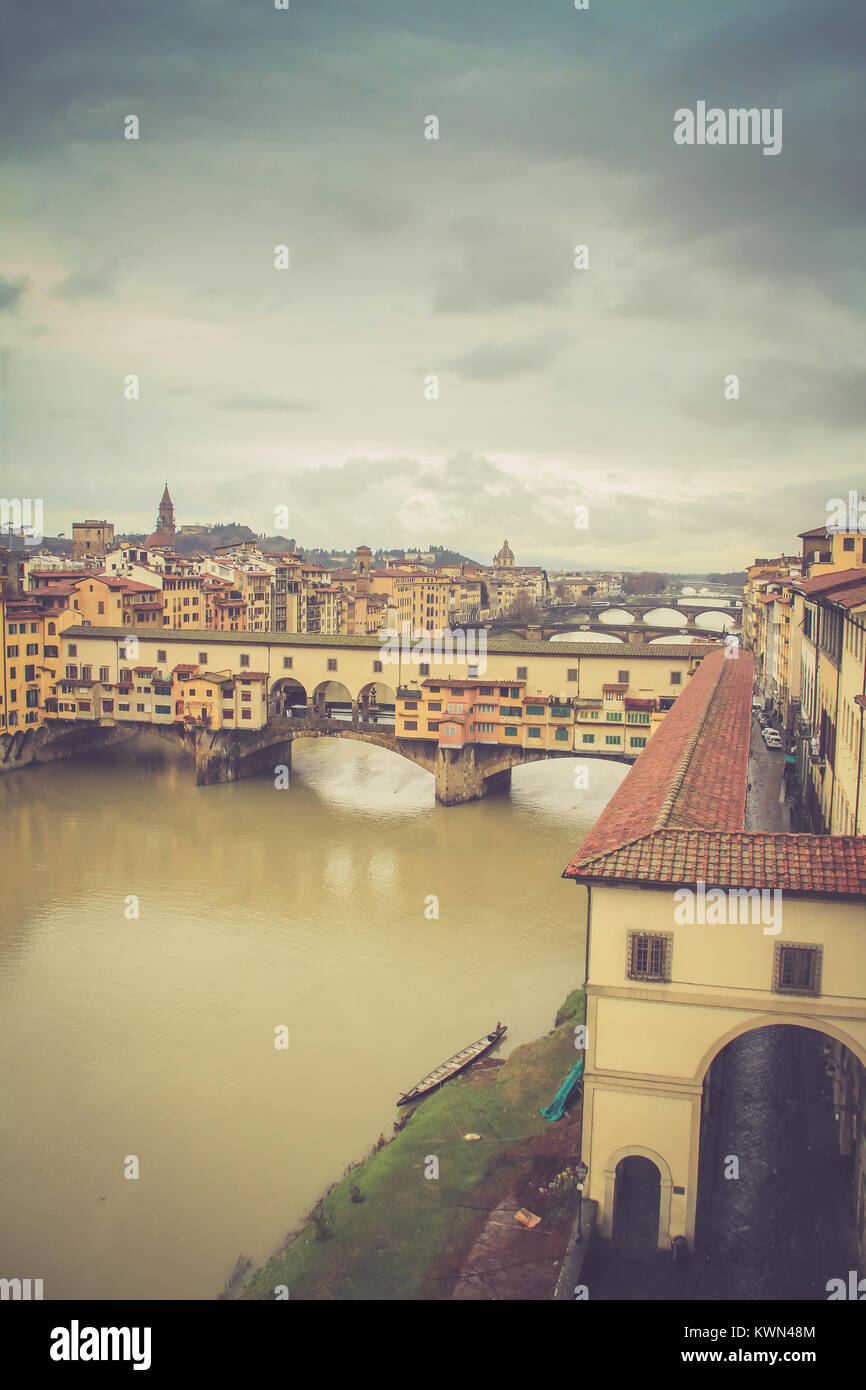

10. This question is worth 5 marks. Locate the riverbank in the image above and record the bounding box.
[242,988,585,1300]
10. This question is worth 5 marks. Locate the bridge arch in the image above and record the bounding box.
[598,608,635,625]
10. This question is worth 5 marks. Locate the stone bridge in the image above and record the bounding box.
[16,713,635,804]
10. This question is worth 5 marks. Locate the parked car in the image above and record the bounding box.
[762,728,783,749]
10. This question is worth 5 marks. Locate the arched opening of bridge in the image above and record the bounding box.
[599,608,635,625]
[694,611,737,633]
[550,630,625,644]
[356,680,396,728]
[694,1022,865,1298]
[612,1155,663,1257]
[310,680,354,721]
[269,676,308,719]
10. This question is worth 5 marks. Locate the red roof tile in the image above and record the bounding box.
[565,828,866,895]
[794,567,866,598]
[563,646,866,897]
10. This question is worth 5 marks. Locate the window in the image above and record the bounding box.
[26,642,38,655]
[25,688,38,707]
[605,735,621,745]
[155,704,171,715]
[419,663,430,676]
[97,601,105,614]
[102,700,114,713]
[447,702,464,715]
[843,537,855,551]
[240,654,251,667]
[528,727,541,738]
[157,649,167,662]
[81,666,92,681]
[582,733,595,744]
[516,666,528,680]
[118,703,130,712]
[47,622,56,636]
[404,719,418,731]
[242,709,252,720]
[78,701,91,712]
[555,727,569,741]
[136,703,145,712]
[627,931,672,982]
[7,624,15,634]
[504,725,518,737]
[241,692,251,702]
[404,700,418,710]
[199,652,209,664]
[99,667,110,683]
[671,671,682,685]
[65,664,78,679]
[24,665,35,683]
[428,701,442,712]
[327,658,337,671]
[617,670,630,684]
[428,685,440,693]
[630,736,647,749]
[68,644,77,656]
[773,943,822,996]
[606,712,621,722]
[526,704,545,715]
[427,721,440,733]
[567,668,578,682]
[373,660,383,673]
[6,645,18,658]
[628,711,651,724]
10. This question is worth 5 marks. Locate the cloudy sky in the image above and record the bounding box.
[1,0,863,570]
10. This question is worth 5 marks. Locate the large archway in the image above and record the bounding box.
[269,676,308,719]
[310,680,354,720]
[693,1021,866,1297]
[609,1149,670,1255]
[356,680,396,727]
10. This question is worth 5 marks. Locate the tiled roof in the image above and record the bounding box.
[60,625,719,659]
[563,646,866,897]
[794,567,866,598]
[602,682,628,693]
[566,829,866,895]
[565,649,751,867]
[798,525,830,539]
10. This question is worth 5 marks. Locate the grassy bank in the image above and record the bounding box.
[243,988,585,1301]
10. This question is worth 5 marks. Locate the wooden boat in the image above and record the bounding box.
[397,1023,507,1106]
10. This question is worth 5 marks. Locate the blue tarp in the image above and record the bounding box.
[541,1056,584,1122]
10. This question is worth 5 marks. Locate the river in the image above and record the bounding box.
[0,733,624,1299]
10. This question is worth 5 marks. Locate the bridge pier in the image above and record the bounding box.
[434,745,513,805]
[195,729,293,787]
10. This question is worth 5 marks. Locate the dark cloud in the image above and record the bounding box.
[0,274,29,311]
[446,334,563,382]
[51,262,117,300]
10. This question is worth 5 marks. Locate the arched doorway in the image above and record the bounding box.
[612,1155,662,1256]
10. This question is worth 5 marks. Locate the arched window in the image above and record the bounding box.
[47,622,56,635]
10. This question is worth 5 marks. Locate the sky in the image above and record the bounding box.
[0,0,864,571]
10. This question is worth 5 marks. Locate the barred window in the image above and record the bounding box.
[627,931,672,982]
[774,942,822,997]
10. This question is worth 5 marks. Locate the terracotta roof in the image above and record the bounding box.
[795,567,866,598]
[565,828,866,895]
[564,649,751,867]
[798,525,830,540]
[563,646,866,897]
[602,682,629,694]
[172,664,199,675]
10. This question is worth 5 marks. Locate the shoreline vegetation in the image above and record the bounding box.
[241,987,586,1301]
